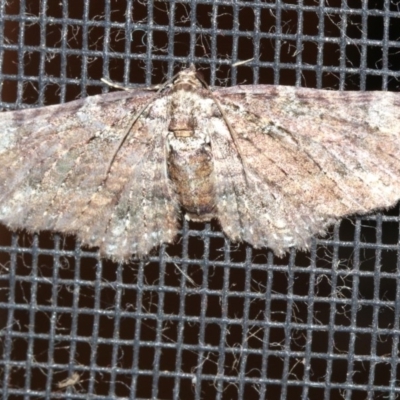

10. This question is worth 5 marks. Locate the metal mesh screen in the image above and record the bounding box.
[1,0,400,399]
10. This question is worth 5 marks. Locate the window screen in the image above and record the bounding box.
[1,1,400,399]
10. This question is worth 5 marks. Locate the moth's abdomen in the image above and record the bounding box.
[167,137,216,221]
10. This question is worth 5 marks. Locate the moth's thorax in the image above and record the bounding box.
[168,83,206,137]
[167,80,217,221]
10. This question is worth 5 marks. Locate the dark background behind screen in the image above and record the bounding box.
[1,1,400,399]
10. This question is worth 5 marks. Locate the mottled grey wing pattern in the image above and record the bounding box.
[212,86,400,254]
[2,68,399,261]
[0,90,180,260]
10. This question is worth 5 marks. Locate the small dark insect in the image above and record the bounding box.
[0,66,399,261]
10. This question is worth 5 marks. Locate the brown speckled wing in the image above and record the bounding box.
[2,67,400,261]
[0,90,180,261]
[212,85,400,254]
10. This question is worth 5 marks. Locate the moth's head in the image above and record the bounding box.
[173,66,205,91]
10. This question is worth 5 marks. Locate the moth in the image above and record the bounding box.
[0,66,399,262]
